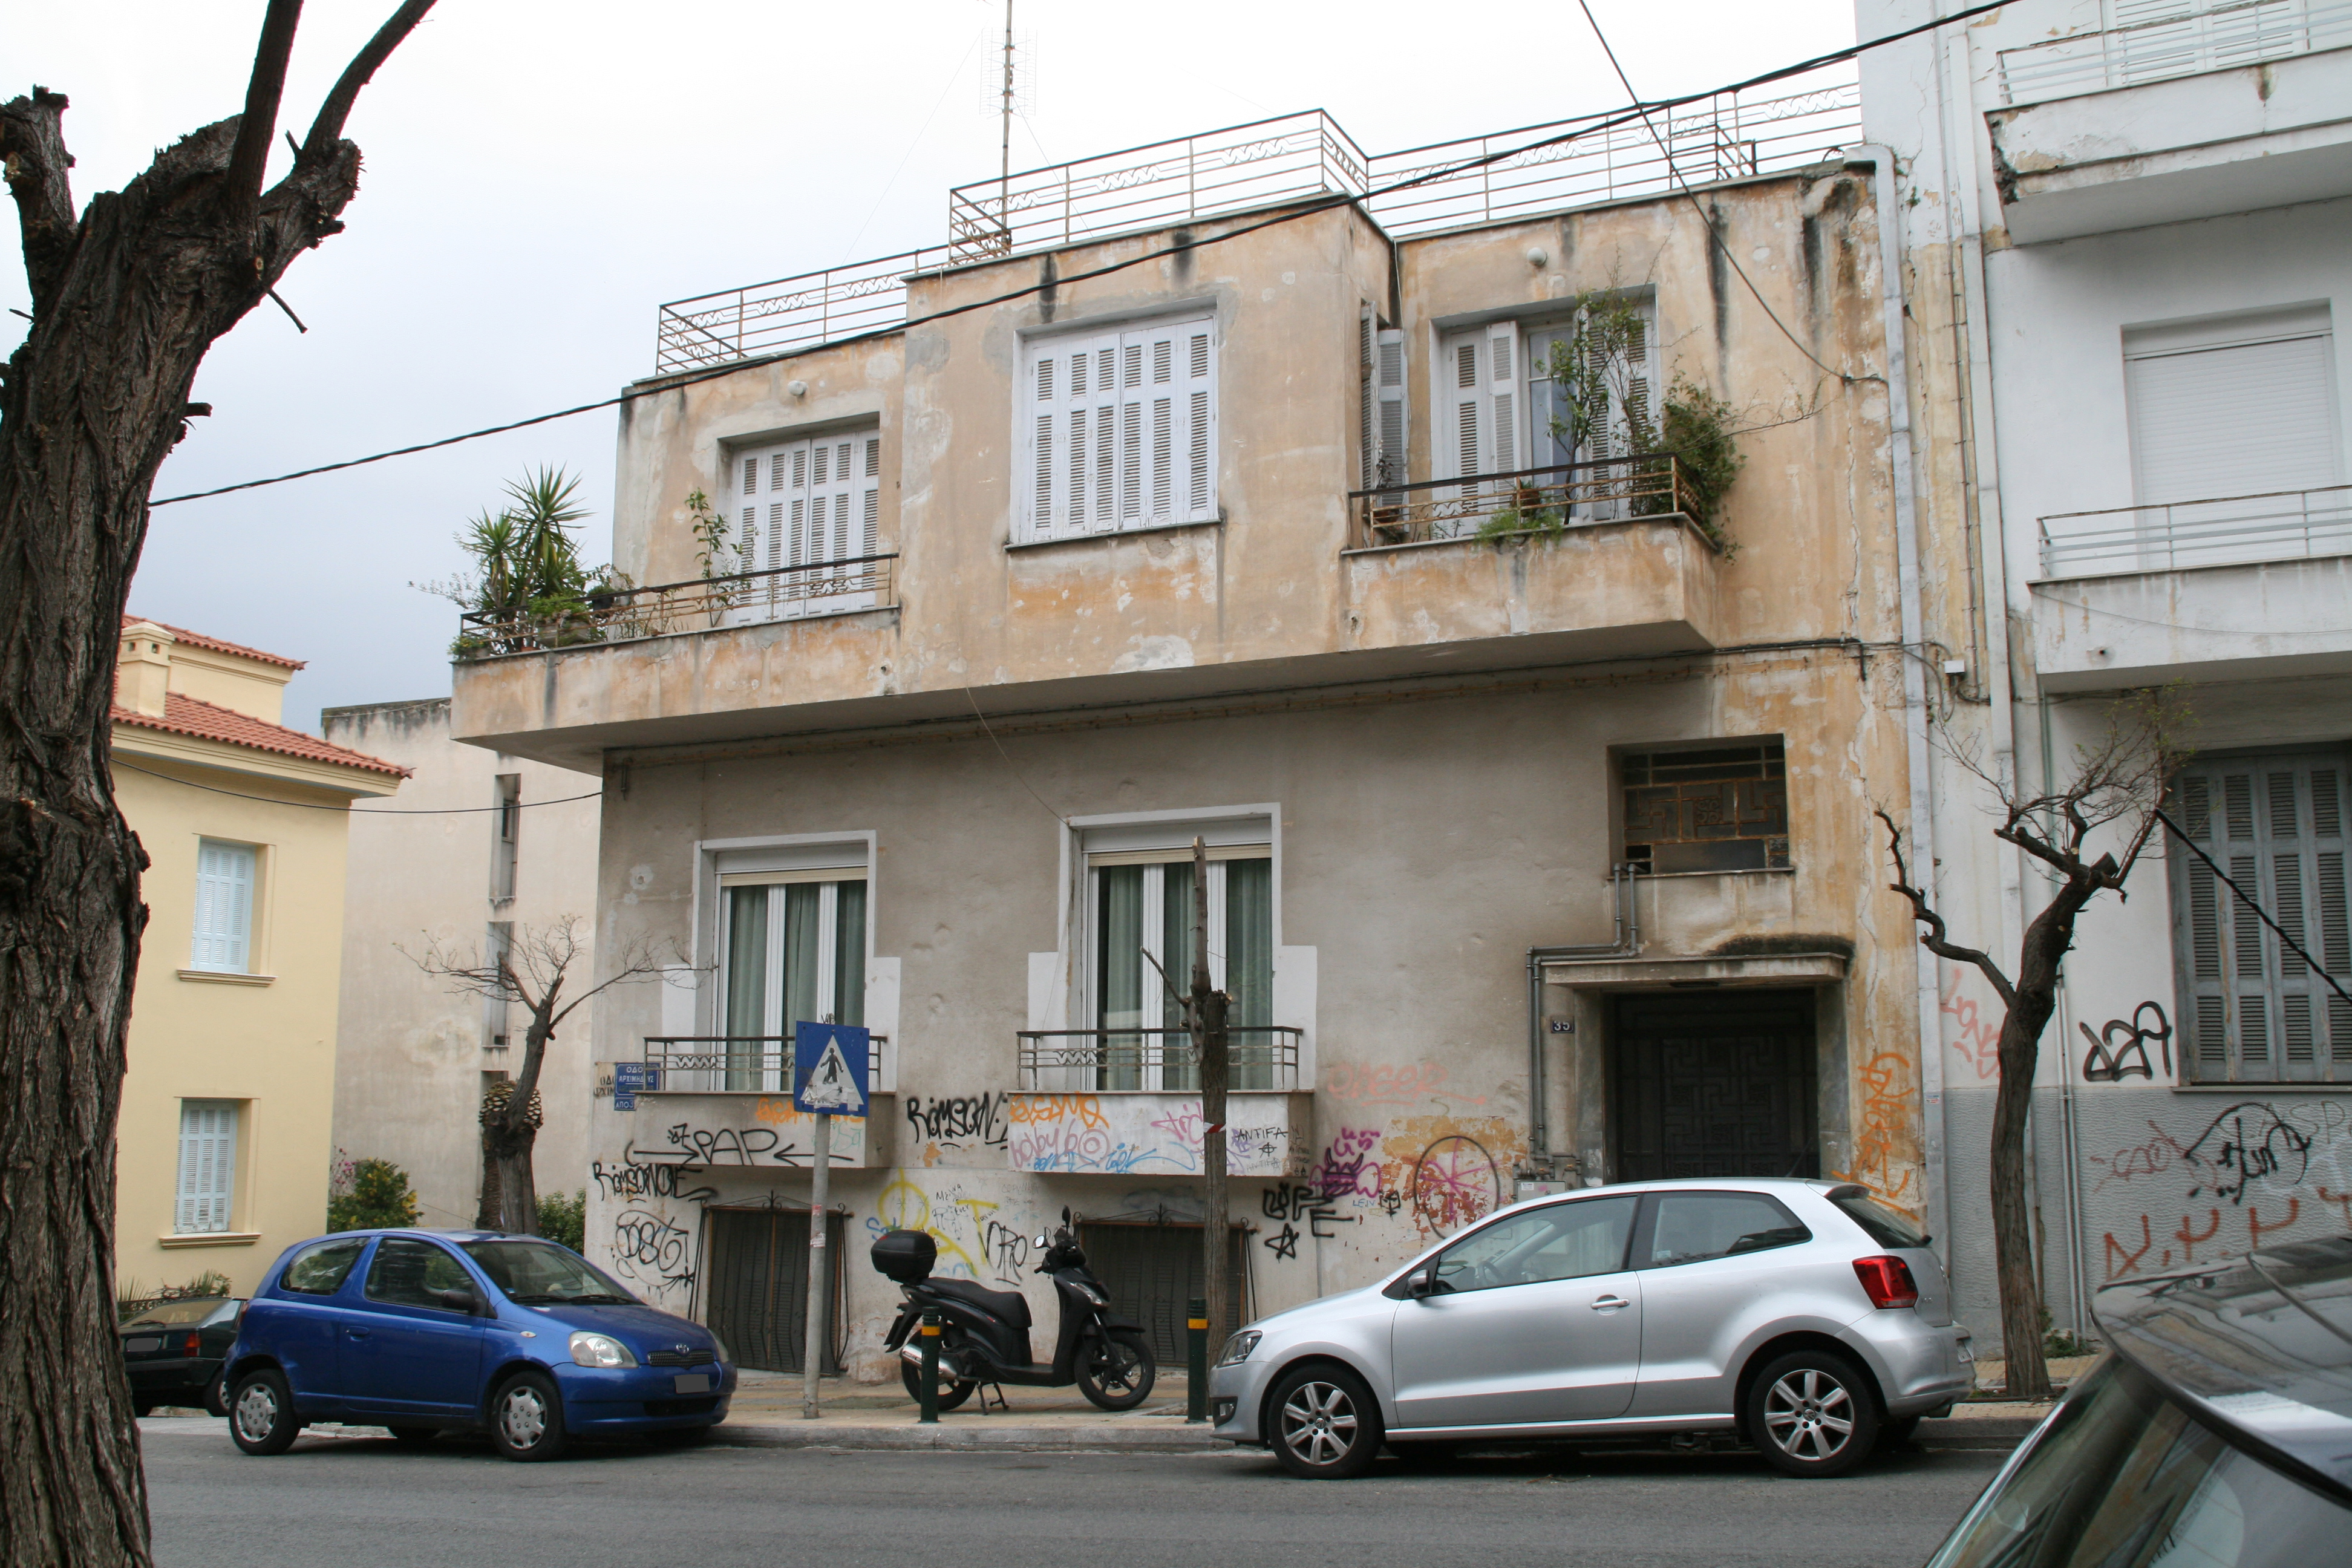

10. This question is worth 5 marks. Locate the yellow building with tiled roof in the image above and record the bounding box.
[111,618,405,1313]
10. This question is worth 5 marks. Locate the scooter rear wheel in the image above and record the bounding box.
[1078,1329,1156,1411]
[901,1356,978,1412]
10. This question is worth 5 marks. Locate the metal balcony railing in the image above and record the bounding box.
[2036,484,2352,578]
[641,1034,891,1096]
[1016,1027,1302,1093]
[650,76,1859,375]
[1347,453,1711,550]
[1996,0,2352,106]
[454,553,896,659]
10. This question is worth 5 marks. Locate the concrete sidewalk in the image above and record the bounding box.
[716,1370,1228,1451]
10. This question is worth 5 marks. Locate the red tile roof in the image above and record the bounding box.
[111,693,409,779]
[121,615,304,670]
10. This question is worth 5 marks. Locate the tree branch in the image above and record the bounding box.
[0,87,79,307]
[225,0,305,232]
[1878,806,2017,1008]
[299,0,437,165]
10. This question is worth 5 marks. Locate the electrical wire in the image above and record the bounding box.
[148,0,2014,511]
[112,756,601,814]
[2157,807,2352,1011]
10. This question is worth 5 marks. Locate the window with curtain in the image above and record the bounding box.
[719,872,867,1091]
[1088,848,1273,1091]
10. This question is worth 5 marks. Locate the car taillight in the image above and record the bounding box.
[1854,1255,1919,1309]
[183,1331,203,1357]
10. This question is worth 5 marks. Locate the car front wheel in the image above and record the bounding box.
[488,1371,568,1462]
[1747,1349,1880,1478]
[228,1368,301,1456]
[1269,1364,1383,1480]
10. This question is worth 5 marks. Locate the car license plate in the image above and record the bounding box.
[673,1373,711,1395]
[123,1338,162,1354]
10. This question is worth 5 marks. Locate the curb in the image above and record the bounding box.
[714,1420,1234,1452]
[1918,1414,2043,1441]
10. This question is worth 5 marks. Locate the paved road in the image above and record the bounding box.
[142,1423,2005,1568]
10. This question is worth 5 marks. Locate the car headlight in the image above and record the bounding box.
[569,1331,637,1368]
[710,1333,731,1365]
[1217,1331,1261,1367]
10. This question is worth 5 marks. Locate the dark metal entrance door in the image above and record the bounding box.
[1076,1222,1247,1365]
[1612,990,1818,1181]
[703,1207,844,1374]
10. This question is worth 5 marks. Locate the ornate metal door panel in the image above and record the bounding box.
[1611,992,1817,1181]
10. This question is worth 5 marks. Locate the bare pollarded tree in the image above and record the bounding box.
[408,918,683,1236]
[1878,687,2190,1400]
[0,7,433,1561]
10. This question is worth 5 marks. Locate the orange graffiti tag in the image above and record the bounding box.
[2102,1215,2155,1281]
[1939,972,2002,1082]
[2247,1198,2302,1247]
[1829,1051,1917,1207]
[2174,1207,2221,1264]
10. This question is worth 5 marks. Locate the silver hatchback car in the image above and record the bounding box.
[1210,1178,1971,1478]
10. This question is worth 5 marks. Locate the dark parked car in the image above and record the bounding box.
[224,1229,734,1460]
[1923,1234,2352,1567]
[121,1296,242,1416]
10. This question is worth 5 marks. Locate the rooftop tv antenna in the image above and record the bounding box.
[998,0,1015,234]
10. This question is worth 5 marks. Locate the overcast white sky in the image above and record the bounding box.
[7,0,1854,730]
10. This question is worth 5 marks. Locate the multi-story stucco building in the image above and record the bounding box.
[111,619,405,1299]
[450,85,1978,1374]
[324,697,602,1228]
[1863,0,2352,1351]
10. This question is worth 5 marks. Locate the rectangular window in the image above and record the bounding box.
[719,871,867,1091]
[484,920,514,1051]
[1019,313,1217,542]
[2126,304,2339,508]
[191,838,256,973]
[1086,845,1273,1091]
[490,773,520,903]
[1442,300,1653,526]
[1620,742,1791,875]
[727,427,883,621]
[174,1100,238,1234]
[1359,306,1406,491]
[2171,753,2352,1083]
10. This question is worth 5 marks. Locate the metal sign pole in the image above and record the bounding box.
[802,1111,831,1420]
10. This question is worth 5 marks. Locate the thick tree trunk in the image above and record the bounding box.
[1987,876,2096,1401]
[477,1011,550,1233]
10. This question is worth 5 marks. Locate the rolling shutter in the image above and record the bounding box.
[1021,315,1215,541]
[191,840,255,973]
[2126,308,2339,507]
[175,1101,238,1234]
[2173,754,2352,1082]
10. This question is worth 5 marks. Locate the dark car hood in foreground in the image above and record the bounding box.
[2093,1235,2352,1500]
[511,1298,719,1354]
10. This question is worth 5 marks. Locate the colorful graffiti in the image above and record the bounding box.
[1004,1093,1296,1176]
[1830,1051,1917,1209]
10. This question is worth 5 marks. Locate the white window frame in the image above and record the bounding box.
[191,838,258,974]
[725,426,884,621]
[1016,310,1219,543]
[692,835,890,1091]
[174,1099,240,1235]
[1439,299,1656,524]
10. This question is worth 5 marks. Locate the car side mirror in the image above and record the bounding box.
[1405,1267,1436,1299]
[436,1287,478,1314]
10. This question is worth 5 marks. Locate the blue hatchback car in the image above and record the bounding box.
[223,1229,734,1460]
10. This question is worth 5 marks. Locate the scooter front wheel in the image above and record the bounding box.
[901,1356,978,1412]
[1079,1328,1157,1411]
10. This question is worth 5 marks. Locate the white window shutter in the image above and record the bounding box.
[1022,316,1213,538]
[191,840,255,973]
[1486,322,1520,475]
[175,1100,237,1234]
[1175,319,1215,521]
[1375,328,1408,489]
[860,435,881,559]
[1359,309,1377,491]
[1444,329,1484,482]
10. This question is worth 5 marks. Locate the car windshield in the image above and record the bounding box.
[460,1240,635,1305]
[122,1298,238,1328]
[1926,1354,2351,1568]
[1829,1187,1929,1249]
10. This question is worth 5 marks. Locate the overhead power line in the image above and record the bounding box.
[150,0,2011,511]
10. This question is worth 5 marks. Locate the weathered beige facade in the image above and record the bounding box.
[323,697,602,1228]
[453,136,1964,1374]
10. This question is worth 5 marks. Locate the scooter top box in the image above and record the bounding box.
[871,1228,937,1282]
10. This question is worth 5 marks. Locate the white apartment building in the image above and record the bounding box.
[1861,0,2352,1349]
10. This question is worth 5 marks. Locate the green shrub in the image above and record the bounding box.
[327,1157,421,1233]
[537,1189,586,1252]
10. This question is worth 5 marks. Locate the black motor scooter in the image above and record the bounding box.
[873,1210,1157,1412]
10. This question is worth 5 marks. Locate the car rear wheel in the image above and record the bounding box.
[488,1370,568,1462]
[228,1368,301,1456]
[203,1369,229,1418]
[1269,1364,1383,1480]
[1748,1350,1880,1478]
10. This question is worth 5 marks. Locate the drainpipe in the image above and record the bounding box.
[1856,142,1953,1272]
[1527,863,1641,1182]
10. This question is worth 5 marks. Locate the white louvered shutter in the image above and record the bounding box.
[175,1100,238,1233]
[1170,318,1216,524]
[2127,321,2339,508]
[1486,322,1520,476]
[858,434,882,560]
[1375,328,1407,489]
[191,840,255,973]
[1444,330,1484,486]
[1359,309,1377,491]
[1022,317,1214,540]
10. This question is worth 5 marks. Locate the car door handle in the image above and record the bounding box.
[1589,1295,1630,1311]
[344,1328,370,1340]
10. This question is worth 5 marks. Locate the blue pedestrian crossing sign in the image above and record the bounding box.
[793,1021,869,1116]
